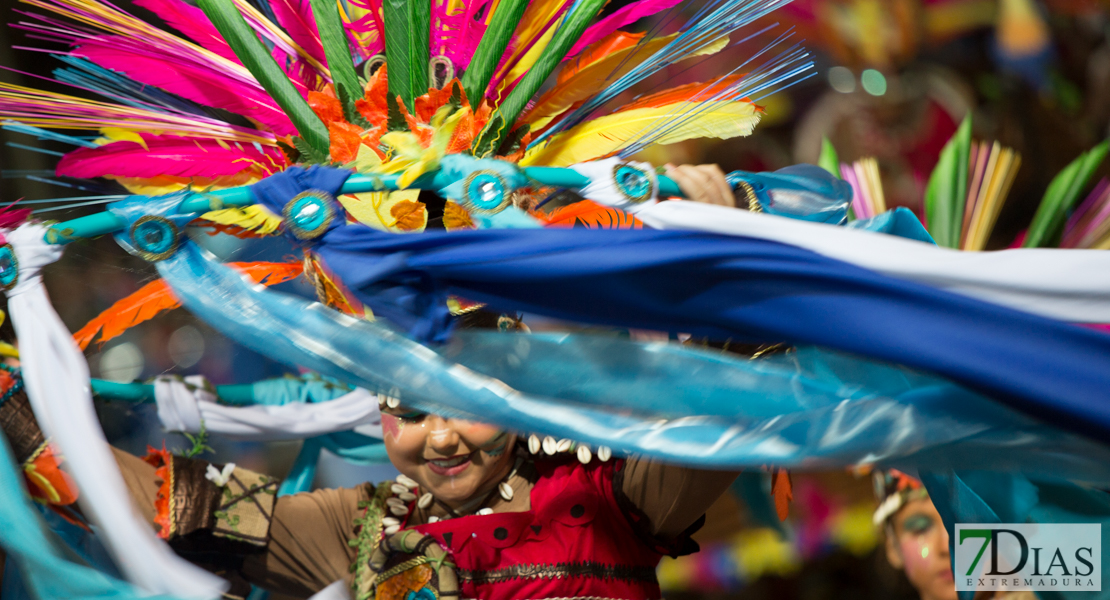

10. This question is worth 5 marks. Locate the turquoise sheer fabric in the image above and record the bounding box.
[0,429,181,600]
[136,237,1110,479]
[919,470,1110,600]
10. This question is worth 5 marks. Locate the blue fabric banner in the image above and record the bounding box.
[308,223,1110,442]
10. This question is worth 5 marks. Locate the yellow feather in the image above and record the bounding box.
[339,190,425,232]
[349,144,383,173]
[98,127,149,149]
[521,101,761,167]
[378,106,464,188]
[492,0,569,96]
[499,26,557,97]
[200,204,283,235]
[526,34,728,131]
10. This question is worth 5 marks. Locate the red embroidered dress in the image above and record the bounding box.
[410,459,671,600]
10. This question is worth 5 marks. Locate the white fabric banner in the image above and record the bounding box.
[154,376,382,440]
[5,224,226,600]
[638,201,1110,323]
[570,158,659,214]
[308,580,351,600]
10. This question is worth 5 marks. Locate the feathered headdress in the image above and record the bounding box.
[1,0,811,337]
[2,0,806,202]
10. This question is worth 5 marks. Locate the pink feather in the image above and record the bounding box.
[566,0,684,58]
[345,0,385,59]
[132,0,239,62]
[269,0,328,66]
[430,0,489,72]
[272,45,320,91]
[73,37,297,136]
[56,134,286,179]
[0,203,32,229]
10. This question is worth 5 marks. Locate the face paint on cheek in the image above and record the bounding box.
[429,428,451,445]
[382,415,402,441]
[481,431,510,457]
[900,537,935,577]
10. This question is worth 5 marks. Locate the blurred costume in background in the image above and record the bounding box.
[874,470,1042,600]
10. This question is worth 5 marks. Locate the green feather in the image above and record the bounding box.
[818,137,839,178]
[949,116,972,247]
[924,115,971,248]
[310,0,365,124]
[197,0,329,156]
[471,0,607,157]
[383,0,431,113]
[818,138,854,221]
[1024,139,1110,248]
[460,0,530,109]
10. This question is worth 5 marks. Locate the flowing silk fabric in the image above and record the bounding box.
[246,167,1110,439]
[137,237,1110,479]
[4,224,226,600]
[0,428,184,600]
[153,376,383,440]
[309,224,1110,442]
[638,200,1110,322]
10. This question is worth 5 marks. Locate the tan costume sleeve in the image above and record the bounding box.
[618,458,739,541]
[240,485,369,597]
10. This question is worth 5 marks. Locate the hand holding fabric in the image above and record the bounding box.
[664,164,736,207]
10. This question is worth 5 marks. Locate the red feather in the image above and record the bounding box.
[566,0,685,58]
[56,134,286,180]
[73,262,304,350]
[132,0,239,62]
[269,0,328,66]
[73,38,297,136]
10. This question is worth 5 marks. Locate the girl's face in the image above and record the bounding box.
[380,405,517,510]
[886,497,957,600]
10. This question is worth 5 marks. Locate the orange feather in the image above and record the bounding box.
[540,200,643,229]
[771,468,793,522]
[73,262,304,350]
[556,31,646,85]
[616,75,754,112]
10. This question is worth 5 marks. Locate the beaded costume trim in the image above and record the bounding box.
[0,365,23,407]
[456,562,658,585]
[350,483,394,600]
[736,180,761,213]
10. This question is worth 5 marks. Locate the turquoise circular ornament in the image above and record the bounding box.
[462,170,511,214]
[129,216,180,262]
[283,190,336,240]
[0,245,18,291]
[613,163,653,203]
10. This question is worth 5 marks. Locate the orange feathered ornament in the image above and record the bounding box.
[771,467,793,522]
[539,200,642,229]
[73,262,304,350]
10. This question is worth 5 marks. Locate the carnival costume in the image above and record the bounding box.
[2,0,1110,598]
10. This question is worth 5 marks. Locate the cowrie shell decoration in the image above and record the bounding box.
[576,444,592,464]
